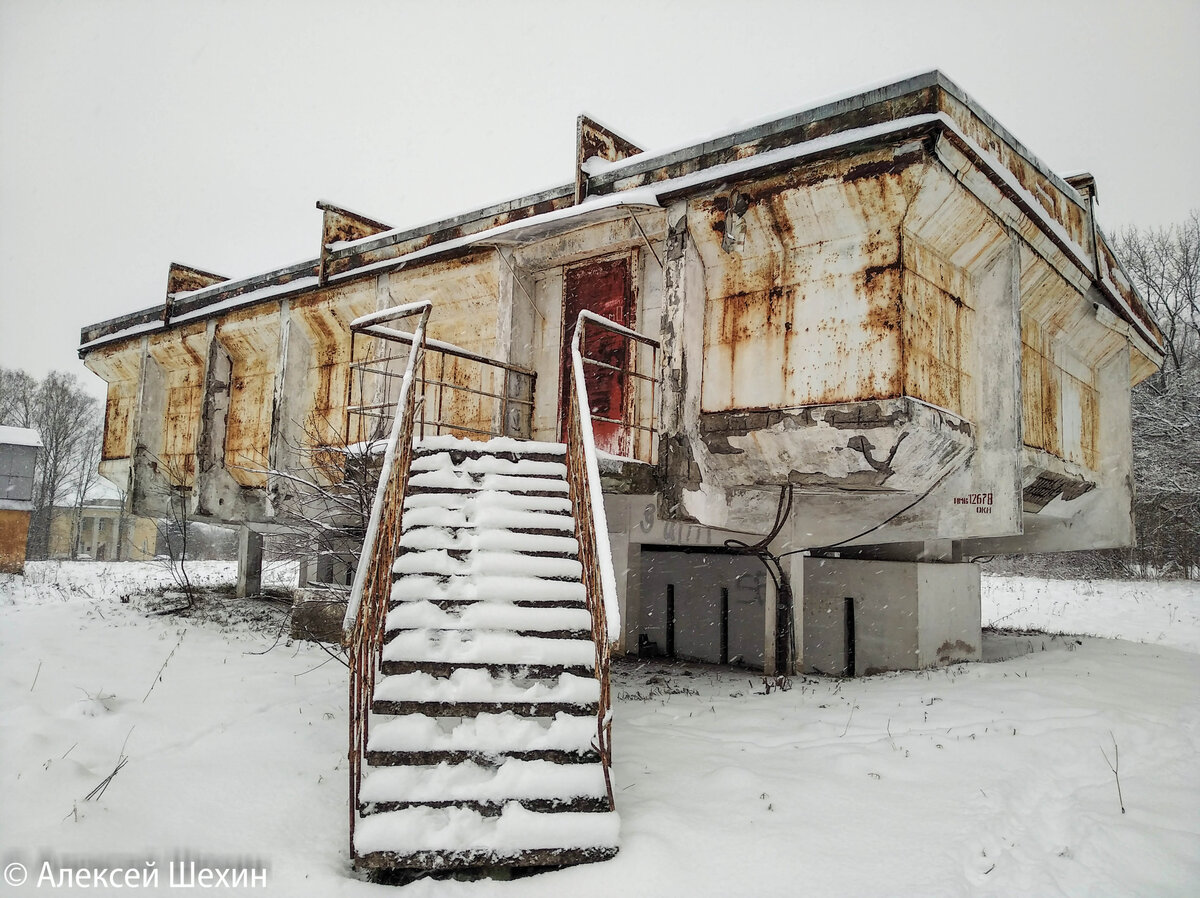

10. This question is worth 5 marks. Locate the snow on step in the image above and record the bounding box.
[401,505,574,532]
[353,804,619,856]
[374,669,599,705]
[354,435,617,870]
[415,435,566,457]
[391,575,585,605]
[473,507,574,531]
[387,601,592,633]
[405,491,572,514]
[393,550,582,580]
[367,712,597,756]
[360,759,607,804]
[408,469,569,494]
[399,528,578,556]
[410,453,567,479]
[403,498,574,532]
[382,631,595,667]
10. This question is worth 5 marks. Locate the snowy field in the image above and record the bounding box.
[1,562,1197,896]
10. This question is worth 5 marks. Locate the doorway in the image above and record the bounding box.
[560,255,634,456]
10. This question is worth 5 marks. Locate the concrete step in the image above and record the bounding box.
[392,550,583,581]
[358,757,609,810]
[389,575,587,604]
[353,805,619,872]
[372,668,599,718]
[361,796,611,816]
[354,844,618,873]
[365,711,600,760]
[380,660,593,679]
[385,600,592,633]
[380,630,595,668]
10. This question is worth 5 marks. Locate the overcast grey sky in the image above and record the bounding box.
[2,0,1197,401]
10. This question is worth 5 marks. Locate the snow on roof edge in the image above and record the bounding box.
[0,425,43,448]
[79,91,1156,357]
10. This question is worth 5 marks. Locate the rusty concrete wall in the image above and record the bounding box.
[939,91,1091,264]
[0,508,31,573]
[1017,245,1124,473]
[84,340,143,472]
[383,251,503,440]
[76,73,1155,557]
[938,89,1158,354]
[901,236,976,421]
[216,306,281,487]
[387,252,501,355]
[289,283,375,449]
[661,138,1028,545]
[145,322,209,487]
[692,145,922,413]
[668,126,1136,555]
[90,251,510,523]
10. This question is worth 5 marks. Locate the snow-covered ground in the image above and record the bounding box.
[1,563,1197,896]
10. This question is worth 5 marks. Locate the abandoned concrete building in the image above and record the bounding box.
[80,71,1162,871]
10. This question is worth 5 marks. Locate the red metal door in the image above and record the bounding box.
[561,256,633,455]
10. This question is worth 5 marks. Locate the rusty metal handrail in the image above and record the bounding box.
[575,311,660,463]
[565,309,646,812]
[348,327,536,443]
[343,299,431,860]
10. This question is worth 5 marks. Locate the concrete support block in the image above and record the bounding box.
[802,557,981,675]
[237,524,264,598]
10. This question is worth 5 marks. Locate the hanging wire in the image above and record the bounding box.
[723,484,795,672]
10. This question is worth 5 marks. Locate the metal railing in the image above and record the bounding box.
[565,310,658,811]
[573,311,660,464]
[343,300,431,860]
[347,330,536,446]
[343,303,659,838]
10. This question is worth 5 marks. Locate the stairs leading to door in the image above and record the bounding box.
[352,435,619,874]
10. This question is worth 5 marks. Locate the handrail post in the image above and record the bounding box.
[563,309,660,811]
[344,299,432,864]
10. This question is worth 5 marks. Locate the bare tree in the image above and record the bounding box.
[266,412,380,592]
[0,368,39,426]
[0,368,101,559]
[67,424,103,558]
[1116,212,1200,576]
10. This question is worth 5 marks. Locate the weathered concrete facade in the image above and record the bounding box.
[80,73,1163,672]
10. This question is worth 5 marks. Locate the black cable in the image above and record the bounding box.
[723,484,796,672]
[700,453,965,672]
[777,453,969,561]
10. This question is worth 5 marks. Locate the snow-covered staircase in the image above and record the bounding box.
[352,436,619,873]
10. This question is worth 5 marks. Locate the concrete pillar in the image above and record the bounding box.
[606,533,630,654]
[763,573,778,676]
[764,514,809,676]
[623,541,642,656]
[786,552,805,675]
[237,524,264,598]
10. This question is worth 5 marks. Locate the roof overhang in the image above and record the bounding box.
[78,70,1164,367]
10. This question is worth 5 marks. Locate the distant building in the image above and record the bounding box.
[47,497,158,561]
[0,425,42,574]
